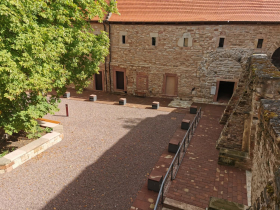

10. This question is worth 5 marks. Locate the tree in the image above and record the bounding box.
[0,0,117,135]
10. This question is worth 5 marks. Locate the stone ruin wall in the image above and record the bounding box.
[251,100,280,210]
[217,55,280,169]
[87,23,280,102]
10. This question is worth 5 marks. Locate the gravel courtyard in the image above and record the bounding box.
[0,99,184,210]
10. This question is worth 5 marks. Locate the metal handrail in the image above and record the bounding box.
[154,107,202,210]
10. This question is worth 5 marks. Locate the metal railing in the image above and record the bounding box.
[154,107,202,210]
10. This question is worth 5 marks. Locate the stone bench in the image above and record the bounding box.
[181,119,190,130]
[152,101,159,109]
[190,105,198,114]
[168,138,181,153]
[148,170,163,192]
[63,92,70,98]
[89,94,97,101]
[119,98,126,105]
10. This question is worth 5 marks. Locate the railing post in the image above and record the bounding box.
[171,164,173,180]
[178,150,180,165]
[161,183,164,204]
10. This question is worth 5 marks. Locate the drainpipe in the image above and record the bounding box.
[108,21,112,93]
[103,22,108,91]
[104,12,113,93]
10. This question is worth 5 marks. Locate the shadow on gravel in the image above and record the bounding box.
[42,109,185,210]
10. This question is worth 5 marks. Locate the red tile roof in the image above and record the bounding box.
[106,0,280,22]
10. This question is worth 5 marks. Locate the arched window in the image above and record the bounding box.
[272,47,280,70]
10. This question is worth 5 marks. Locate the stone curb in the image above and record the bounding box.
[0,120,64,174]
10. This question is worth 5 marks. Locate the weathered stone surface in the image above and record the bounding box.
[208,197,248,210]
[163,197,204,210]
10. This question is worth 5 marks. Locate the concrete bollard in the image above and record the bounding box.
[119,98,126,105]
[89,94,97,102]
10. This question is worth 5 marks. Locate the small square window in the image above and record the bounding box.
[218,38,225,48]
[257,39,263,48]
[183,38,188,47]
[122,35,126,44]
[152,37,156,46]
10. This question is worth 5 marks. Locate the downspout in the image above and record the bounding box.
[103,22,108,91]
[105,13,113,93]
[108,21,112,93]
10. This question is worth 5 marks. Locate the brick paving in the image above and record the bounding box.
[130,112,196,210]
[165,103,248,209]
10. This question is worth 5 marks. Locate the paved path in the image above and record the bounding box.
[166,103,247,208]
[0,99,185,210]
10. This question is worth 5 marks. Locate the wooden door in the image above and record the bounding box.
[166,76,175,96]
[95,71,103,90]
[116,71,124,90]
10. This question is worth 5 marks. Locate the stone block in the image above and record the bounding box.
[119,98,126,105]
[152,101,159,109]
[208,197,248,210]
[190,105,198,114]
[4,150,26,161]
[148,170,163,192]
[20,138,49,153]
[168,138,181,153]
[89,94,97,101]
[42,132,60,141]
[181,119,190,130]
[53,125,63,134]
[63,92,70,98]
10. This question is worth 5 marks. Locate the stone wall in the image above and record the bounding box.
[251,100,280,210]
[89,22,280,102]
[217,54,280,169]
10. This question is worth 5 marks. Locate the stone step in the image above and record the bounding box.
[163,197,204,210]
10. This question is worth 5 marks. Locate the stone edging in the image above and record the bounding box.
[0,120,63,174]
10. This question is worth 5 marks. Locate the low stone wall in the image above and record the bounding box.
[251,100,280,210]
[0,120,63,174]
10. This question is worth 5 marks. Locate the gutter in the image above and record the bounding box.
[105,13,113,93]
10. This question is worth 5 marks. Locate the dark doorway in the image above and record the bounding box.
[116,71,124,90]
[217,81,235,103]
[272,47,280,70]
[95,72,103,90]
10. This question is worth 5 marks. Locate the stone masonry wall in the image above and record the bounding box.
[217,54,280,169]
[90,23,280,101]
[251,100,280,210]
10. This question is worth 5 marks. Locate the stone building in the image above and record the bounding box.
[88,0,280,104]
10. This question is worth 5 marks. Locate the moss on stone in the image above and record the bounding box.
[264,110,278,122]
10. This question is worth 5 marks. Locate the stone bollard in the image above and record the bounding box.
[63,92,70,98]
[89,94,97,102]
[152,101,159,109]
[181,119,190,130]
[119,98,126,105]
[190,105,198,114]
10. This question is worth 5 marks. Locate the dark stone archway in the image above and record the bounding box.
[272,47,280,70]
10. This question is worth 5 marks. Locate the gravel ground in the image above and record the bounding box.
[0,99,184,210]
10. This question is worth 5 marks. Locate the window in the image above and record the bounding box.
[122,35,126,44]
[218,38,225,48]
[257,39,263,48]
[184,38,188,47]
[152,37,156,46]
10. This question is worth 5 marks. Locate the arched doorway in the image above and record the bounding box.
[272,47,280,69]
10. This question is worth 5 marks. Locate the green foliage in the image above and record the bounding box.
[0,150,9,158]
[45,127,53,133]
[0,0,117,135]
[26,125,44,139]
